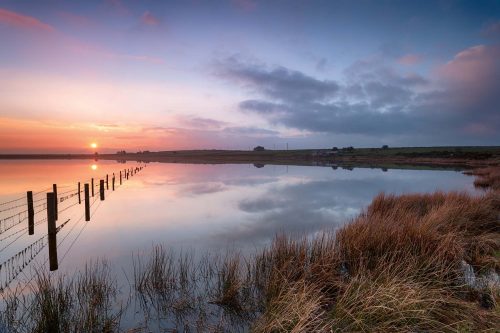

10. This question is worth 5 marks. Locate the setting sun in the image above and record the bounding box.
[90,143,98,149]
[90,164,98,171]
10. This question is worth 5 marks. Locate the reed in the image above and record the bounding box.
[471,166,500,190]
[0,261,122,333]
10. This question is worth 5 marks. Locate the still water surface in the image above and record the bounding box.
[0,159,479,329]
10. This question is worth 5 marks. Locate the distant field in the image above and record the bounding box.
[337,146,500,156]
[1,146,499,169]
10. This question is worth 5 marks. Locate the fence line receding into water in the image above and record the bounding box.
[0,164,146,292]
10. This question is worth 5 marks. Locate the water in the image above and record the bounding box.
[0,159,479,329]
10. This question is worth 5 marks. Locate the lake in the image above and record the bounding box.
[0,159,479,330]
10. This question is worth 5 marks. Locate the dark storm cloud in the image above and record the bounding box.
[217,48,500,144]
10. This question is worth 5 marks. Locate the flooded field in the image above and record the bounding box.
[0,160,481,331]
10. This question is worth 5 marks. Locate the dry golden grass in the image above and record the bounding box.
[251,166,500,332]
[470,166,500,190]
[252,281,328,333]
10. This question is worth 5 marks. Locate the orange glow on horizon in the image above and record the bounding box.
[90,142,98,149]
[0,117,185,153]
[91,164,98,170]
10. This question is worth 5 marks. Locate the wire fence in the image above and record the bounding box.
[0,164,146,293]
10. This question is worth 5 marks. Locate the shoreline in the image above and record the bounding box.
[1,146,499,170]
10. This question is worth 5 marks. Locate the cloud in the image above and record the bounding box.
[482,21,500,39]
[216,48,499,144]
[177,116,228,129]
[178,183,226,196]
[114,135,146,140]
[215,55,339,103]
[437,45,500,111]
[397,54,422,65]
[140,11,160,26]
[142,117,279,138]
[438,45,500,89]
[223,126,279,136]
[0,8,54,32]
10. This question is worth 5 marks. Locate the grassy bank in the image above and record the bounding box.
[1,167,499,332]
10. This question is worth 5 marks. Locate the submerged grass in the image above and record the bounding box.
[0,261,123,333]
[1,166,499,332]
[470,166,500,191]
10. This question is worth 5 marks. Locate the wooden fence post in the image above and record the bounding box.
[119,171,122,185]
[47,192,58,271]
[91,178,94,197]
[84,183,90,221]
[99,180,105,201]
[112,175,115,191]
[27,191,34,235]
[106,174,109,190]
[78,182,81,204]
[52,184,59,221]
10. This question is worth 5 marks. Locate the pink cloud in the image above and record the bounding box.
[438,45,500,85]
[397,54,422,65]
[0,8,54,32]
[437,44,500,108]
[141,11,160,26]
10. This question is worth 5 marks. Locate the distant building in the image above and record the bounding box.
[253,146,265,151]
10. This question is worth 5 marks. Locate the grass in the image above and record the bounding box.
[130,182,500,332]
[251,190,499,332]
[469,166,500,191]
[1,166,499,332]
[0,261,123,333]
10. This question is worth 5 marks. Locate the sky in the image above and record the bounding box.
[0,0,499,153]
